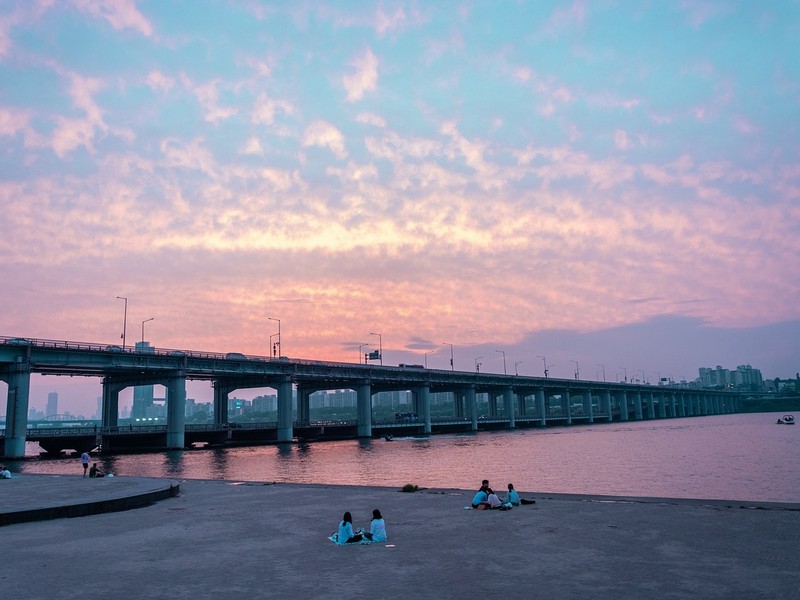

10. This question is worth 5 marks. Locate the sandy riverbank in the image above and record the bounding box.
[1,476,798,599]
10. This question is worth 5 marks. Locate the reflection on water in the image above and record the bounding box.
[12,413,800,502]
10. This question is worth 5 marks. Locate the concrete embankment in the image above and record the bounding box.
[1,475,798,599]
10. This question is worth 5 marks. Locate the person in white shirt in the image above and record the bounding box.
[364,509,387,542]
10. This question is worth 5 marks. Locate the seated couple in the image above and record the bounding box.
[334,510,387,544]
[472,483,535,509]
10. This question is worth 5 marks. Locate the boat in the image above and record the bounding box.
[776,415,795,425]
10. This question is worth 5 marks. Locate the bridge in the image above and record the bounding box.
[1,336,739,458]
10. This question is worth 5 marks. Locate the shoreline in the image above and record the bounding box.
[2,475,799,598]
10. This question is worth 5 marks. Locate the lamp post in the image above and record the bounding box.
[654,371,661,385]
[370,332,382,365]
[442,342,454,370]
[537,355,548,378]
[358,343,369,364]
[424,350,435,368]
[620,366,627,383]
[270,334,279,358]
[495,350,507,375]
[571,360,580,380]
[597,363,606,382]
[268,317,281,357]
[514,361,522,376]
[141,317,154,344]
[475,356,483,373]
[638,369,646,384]
[116,296,128,351]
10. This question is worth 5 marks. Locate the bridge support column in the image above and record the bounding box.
[212,381,232,425]
[686,393,694,417]
[585,390,594,423]
[619,391,628,421]
[296,383,311,425]
[356,381,372,438]
[414,385,431,434]
[564,390,572,425]
[678,393,687,417]
[668,393,676,417]
[487,392,497,417]
[101,377,122,427]
[634,391,643,420]
[166,372,186,449]
[453,390,464,419]
[647,392,656,419]
[465,386,478,431]
[2,360,31,458]
[658,392,667,418]
[517,392,527,417]
[536,389,546,426]
[276,378,294,442]
[602,391,612,422]
[503,387,515,428]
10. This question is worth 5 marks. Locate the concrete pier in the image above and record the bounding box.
[1,474,797,599]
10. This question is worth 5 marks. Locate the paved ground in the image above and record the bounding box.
[1,474,798,599]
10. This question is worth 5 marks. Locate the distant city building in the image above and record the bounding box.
[699,364,763,390]
[131,341,155,419]
[46,391,58,417]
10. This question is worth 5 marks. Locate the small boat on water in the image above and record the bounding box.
[776,415,795,425]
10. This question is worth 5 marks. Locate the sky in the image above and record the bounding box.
[1,1,799,416]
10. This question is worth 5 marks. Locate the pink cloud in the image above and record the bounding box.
[343,47,378,102]
[303,120,347,159]
[71,0,153,37]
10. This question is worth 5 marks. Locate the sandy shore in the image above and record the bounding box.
[1,476,798,599]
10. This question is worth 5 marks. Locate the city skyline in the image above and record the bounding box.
[1,2,798,417]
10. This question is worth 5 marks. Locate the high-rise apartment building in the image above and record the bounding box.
[46,391,58,417]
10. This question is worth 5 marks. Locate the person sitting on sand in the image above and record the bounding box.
[363,509,387,542]
[471,486,490,509]
[506,483,535,505]
[487,488,505,509]
[337,512,363,544]
[0,466,11,479]
[89,463,105,478]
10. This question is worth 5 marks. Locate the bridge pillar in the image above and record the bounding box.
[356,381,372,438]
[296,382,311,425]
[212,380,231,425]
[166,372,186,449]
[516,391,527,417]
[101,378,123,427]
[453,390,464,419]
[2,360,31,458]
[536,389,546,426]
[503,386,515,428]
[413,385,432,434]
[658,392,667,418]
[585,390,594,423]
[619,391,628,421]
[668,393,676,418]
[465,385,478,431]
[487,391,497,417]
[634,391,643,420]
[602,390,612,422]
[564,390,572,425]
[686,393,694,416]
[647,392,656,419]
[276,378,294,442]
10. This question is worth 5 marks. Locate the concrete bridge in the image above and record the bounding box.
[1,336,739,458]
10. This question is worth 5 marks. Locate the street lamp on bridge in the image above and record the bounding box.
[141,317,154,344]
[571,360,580,380]
[619,366,628,383]
[475,356,483,373]
[537,355,549,378]
[514,361,522,376]
[424,349,435,368]
[268,317,281,357]
[496,349,507,375]
[597,363,606,382]
[442,343,454,370]
[116,296,128,351]
[358,343,369,364]
[369,332,382,365]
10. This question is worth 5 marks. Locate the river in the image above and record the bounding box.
[8,413,799,503]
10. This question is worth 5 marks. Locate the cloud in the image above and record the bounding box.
[615,129,630,150]
[302,120,347,159]
[71,0,153,37]
[355,112,386,128]
[239,136,263,156]
[160,137,217,177]
[343,47,378,102]
[251,92,294,125]
[191,80,237,124]
[146,70,174,93]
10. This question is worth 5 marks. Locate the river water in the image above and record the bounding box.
[10,413,799,503]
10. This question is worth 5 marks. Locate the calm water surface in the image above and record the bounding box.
[12,413,799,502]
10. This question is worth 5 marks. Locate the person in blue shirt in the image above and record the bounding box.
[363,509,387,542]
[506,483,535,505]
[337,512,363,544]
[471,485,490,509]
